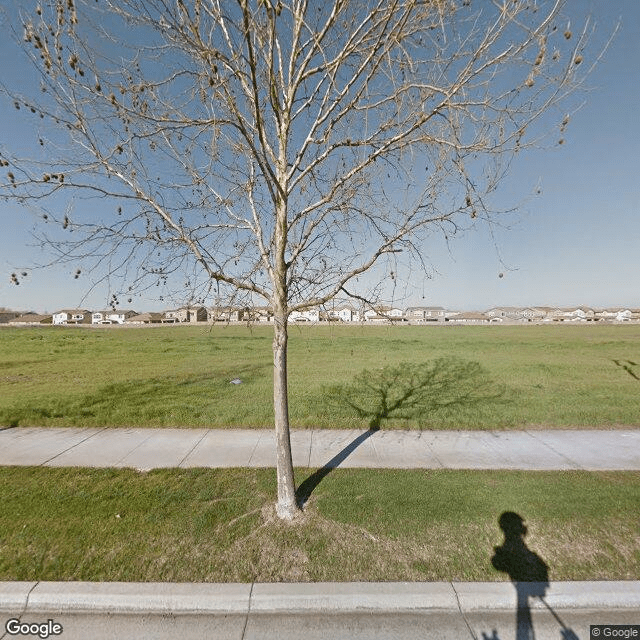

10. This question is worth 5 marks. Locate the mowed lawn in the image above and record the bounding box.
[1,466,638,582]
[0,323,639,429]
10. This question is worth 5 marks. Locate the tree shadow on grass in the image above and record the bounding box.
[324,357,506,430]
[613,359,640,381]
[298,358,505,507]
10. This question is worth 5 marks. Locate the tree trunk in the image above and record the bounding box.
[272,308,301,519]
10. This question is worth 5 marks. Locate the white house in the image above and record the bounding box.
[92,310,138,324]
[52,309,91,325]
[290,308,320,323]
[596,308,635,322]
[547,307,595,322]
[336,306,360,322]
[363,306,405,322]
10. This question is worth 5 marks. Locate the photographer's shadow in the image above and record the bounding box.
[490,512,579,640]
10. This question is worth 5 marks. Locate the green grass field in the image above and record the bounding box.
[1,323,639,429]
[1,466,637,582]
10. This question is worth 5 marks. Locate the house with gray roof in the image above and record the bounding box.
[405,306,449,322]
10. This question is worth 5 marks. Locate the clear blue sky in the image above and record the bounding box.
[0,1,638,313]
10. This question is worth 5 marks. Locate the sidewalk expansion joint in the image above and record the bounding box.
[246,433,263,466]
[451,582,479,640]
[0,582,39,640]
[525,430,584,470]
[113,431,155,467]
[306,429,313,468]
[178,429,210,468]
[368,432,382,466]
[425,440,445,469]
[41,427,110,467]
[240,582,254,640]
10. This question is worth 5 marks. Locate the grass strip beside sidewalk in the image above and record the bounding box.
[1,467,638,583]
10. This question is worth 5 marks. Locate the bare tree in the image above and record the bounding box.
[1,0,598,518]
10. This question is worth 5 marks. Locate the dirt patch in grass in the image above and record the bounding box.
[536,521,640,581]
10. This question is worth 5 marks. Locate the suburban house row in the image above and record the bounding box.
[4,304,640,326]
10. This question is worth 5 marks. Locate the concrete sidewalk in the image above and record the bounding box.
[0,426,639,470]
[2,581,639,640]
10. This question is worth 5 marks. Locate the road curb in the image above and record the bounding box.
[1,581,639,616]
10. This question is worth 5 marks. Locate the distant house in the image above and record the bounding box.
[0,311,21,324]
[485,307,548,323]
[547,307,595,322]
[254,307,274,322]
[363,308,382,322]
[208,307,245,323]
[520,308,546,321]
[534,306,559,316]
[320,309,339,322]
[486,307,525,321]
[124,312,163,324]
[363,306,405,323]
[237,307,273,323]
[447,312,490,324]
[161,310,179,323]
[52,309,91,325]
[595,308,635,322]
[533,307,559,322]
[161,306,208,323]
[8,313,51,325]
[336,305,359,322]
[289,308,320,323]
[91,310,138,324]
[405,306,448,322]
